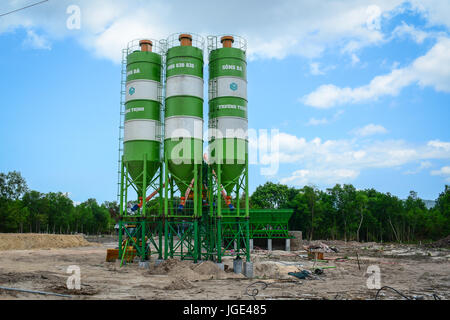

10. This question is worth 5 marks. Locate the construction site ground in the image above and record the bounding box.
[0,233,449,300]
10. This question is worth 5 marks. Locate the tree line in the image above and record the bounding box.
[0,171,117,234]
[1,170,449,242]
[250,182,449,242]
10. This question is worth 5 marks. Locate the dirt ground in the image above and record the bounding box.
[0,235,449,300]
[0,233,95,251]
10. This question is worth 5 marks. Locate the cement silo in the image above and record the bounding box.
[207,35,250,264]
[163,33,205,262]
[124,39,162,193]
[118,39,164,263]
[208,35,248,193]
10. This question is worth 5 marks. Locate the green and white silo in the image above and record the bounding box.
[164,33,204,199]
[123,39,162,195]
[207,35,250,263]
[208,35,248,194]
[118,39,164,262]
[163,33,205,261]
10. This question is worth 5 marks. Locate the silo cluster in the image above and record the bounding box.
[117,33,250,265]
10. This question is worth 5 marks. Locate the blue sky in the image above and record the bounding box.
[0,0,449,204]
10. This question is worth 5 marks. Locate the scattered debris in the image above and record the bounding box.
[303,242,336,253]
[150,259,243,281]
[314,269,324,275]
[0,286,72,298]
[288,270,312,280]
[47,284,99,296]
[375,286,443,300]
[0,237,448,300]
[164,278,194,290]
[427,235,450,249]
[245,281,269,300]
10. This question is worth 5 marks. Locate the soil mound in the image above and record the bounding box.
[427,235,450,248]
[0,233,95,251]
[164,278,194,290]
[254,261,301,279]
[150,259,243,281]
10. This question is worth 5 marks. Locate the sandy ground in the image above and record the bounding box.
[0,233,95,251]
[0,236,449,300]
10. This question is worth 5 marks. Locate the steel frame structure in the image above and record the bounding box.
[163,159,203,262]
[207,153,251,263]
[118,156,164,263]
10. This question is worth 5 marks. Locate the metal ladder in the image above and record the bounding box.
[116,48,127,202]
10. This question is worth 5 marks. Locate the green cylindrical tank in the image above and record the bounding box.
[124,39,161,193]
[165,33,204,194]
[208,35,248,193]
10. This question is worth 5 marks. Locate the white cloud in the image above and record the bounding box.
[307,117,329,126]
[392,21,429,43]
[302,37,450,108]
[365,5,382,31]
[1,1,450,64]
[351,53,361,65]
[309,62,336,76]
[281,168,359,185]
[0,0,408,63]
[409,0,450,29]
[23,29,51,50]
[431,166,450,182]
[404,160,432,174]
[306,110,344,126]
[351,124,388,137]
[259,131,450,186]
[310,62,325,75]
[428,140,450,151]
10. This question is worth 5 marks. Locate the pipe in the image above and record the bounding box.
[139,39,153,52]
[203,153,234,209]
[131,183,165,212]
[179,178,195,210]
[221,35,234,48]
[0,286,72,298]
[179,33,192,46]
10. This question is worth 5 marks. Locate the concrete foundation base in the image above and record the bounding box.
[267,239,273,251]
[138,261,150,269]
[234,241,237,251]
[233,258,243,274]
[216,263,225,271]
[249,239,254,252]
[289,231,303,251]
[285,239,291,252]
[154,259,164,267]
[243,262,254,278]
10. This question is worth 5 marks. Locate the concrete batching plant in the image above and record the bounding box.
[115,33,252,274]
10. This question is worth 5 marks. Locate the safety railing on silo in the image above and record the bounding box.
[116,48,127,202]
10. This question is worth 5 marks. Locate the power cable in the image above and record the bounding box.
[0,0,49,18]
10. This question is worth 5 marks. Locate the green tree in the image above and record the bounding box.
[250,182,297,209]
[0,171,28,200]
